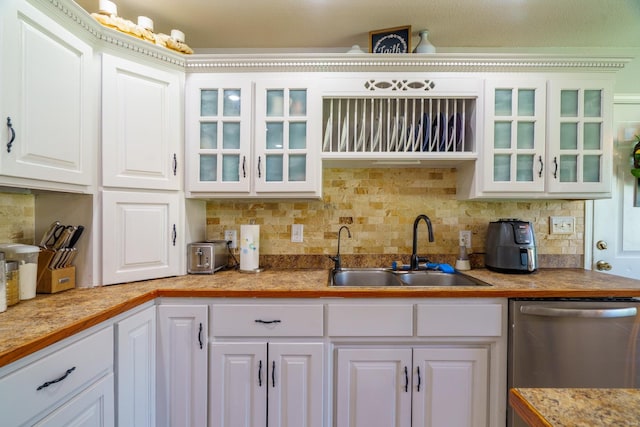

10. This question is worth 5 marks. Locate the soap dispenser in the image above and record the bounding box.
[455,237,471,271]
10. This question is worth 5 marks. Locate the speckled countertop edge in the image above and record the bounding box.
[1,268,640,368]
[510,388,640,427]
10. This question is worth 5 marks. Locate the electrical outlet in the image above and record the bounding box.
[550,216,575,234]
[224,229,237,248]
[459,230,472,249]
[291,224,304,243]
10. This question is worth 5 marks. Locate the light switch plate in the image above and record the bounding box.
[291,224,304,242]
[550,216,575,234]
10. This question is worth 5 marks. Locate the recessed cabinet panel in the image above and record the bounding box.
[102,54,181,190]
[102,191,180,285]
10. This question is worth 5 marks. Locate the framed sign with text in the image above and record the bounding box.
[369,26,411,54]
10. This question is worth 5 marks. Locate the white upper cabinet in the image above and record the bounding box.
[546,78,613,195]
[458,73,615,199]
[481,78,547,193]
[185,73,322,198]
[101,54,182,191]
[0,0,96,191]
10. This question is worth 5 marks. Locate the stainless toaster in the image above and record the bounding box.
[187,241,229,274]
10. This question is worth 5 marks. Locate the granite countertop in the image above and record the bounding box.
[1,268,640,368]
[510,388,640,427]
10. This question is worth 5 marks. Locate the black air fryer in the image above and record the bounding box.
[485,219,538,273]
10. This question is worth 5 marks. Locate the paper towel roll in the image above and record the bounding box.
[240,225,260,271]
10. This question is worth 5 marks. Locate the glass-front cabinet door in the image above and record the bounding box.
[483,79,546,193]
[547,79,612,194]
[254,80,321,194]
[186,77,252,193]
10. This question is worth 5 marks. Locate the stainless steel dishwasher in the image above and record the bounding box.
[508,298,640,427]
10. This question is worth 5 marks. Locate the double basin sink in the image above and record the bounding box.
[329,268,490,287]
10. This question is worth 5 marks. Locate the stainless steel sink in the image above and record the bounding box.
[329,268,490,287]
[330,268,402,287]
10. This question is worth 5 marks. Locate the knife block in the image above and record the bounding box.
[36,249,75,293]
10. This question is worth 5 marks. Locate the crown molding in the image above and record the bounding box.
[185,53,631,73]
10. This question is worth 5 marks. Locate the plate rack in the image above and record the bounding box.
[322,97,475,154]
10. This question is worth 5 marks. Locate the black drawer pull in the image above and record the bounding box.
[272,360,276,387]
[37,366,76,391]
[254,319,281,324]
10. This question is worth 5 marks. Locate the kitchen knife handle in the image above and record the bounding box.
[6,117,15,153]
[172,153,177,176]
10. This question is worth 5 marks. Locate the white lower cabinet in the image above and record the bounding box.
[157,304,208,427]
[210,341,324,427]
[0,326,114,427]
[209,302,325,427]
[115,305,156,427]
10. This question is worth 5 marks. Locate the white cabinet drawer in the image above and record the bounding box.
[211,304,324,337]
[327,304,413,336]
[0,326,113,427]
[416,303,503,337]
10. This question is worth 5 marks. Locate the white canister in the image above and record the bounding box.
[137,16,154,31]
[98,0,117,15]
[170,29,185,43]
[0,244,40,300]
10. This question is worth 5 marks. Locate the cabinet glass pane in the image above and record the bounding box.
[584,90,602,117]
[222,154,240,182]
[289,122,307,149]
[266,122,284,149]
[289,90,307,116]
[583,155,601,182]
[265,155,283,182]
[494,154,511,182]
[200,90,218,116]
[289,154,307,181]
[267,90,284,117]
[200,122,217,149]
[494,122,512,149]
[559,155,577,182]
[584,123,602,150]
[223,89,241,117]
[517,89,535,116]
[560,123,578,150]
[517,122,535,149]
[222,122,240,149]
[494,89,512,116]
[199,154,217,181]
[516,155,534,182]
[561,90,579,117]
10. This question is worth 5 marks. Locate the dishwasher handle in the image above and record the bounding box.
[520,305,638,318]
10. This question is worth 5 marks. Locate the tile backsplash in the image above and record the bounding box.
[0,192,35,244]
[206,168,584,267]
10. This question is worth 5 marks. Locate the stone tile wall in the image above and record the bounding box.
[206,168,584,267]
[0,192,35,244]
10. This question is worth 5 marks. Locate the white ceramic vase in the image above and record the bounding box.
[413,30,436,54]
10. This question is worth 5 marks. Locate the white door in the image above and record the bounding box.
[268,342,324,427]
[0,0,95,187]
[209,342,267,427]
[116,306,156,427]
[412,348,488,427]
[335,348,412,427]
[592,95,640,279]
[102,54,182,190]
[157,305,208,427]
[102,191,181,285]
